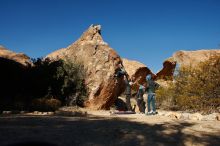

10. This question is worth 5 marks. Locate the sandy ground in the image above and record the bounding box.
[0,110,219,146]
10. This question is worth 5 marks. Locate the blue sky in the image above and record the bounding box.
[0,0,220,72]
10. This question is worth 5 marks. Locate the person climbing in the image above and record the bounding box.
[124,76,134,111]
[145,74,160,115]
[114,63,127,78]
[136,83,146,113]
[114,63,128,84]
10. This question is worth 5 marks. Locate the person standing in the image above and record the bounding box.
[124,76,134,111]
[136,84,146,113]
[145,74,159,115]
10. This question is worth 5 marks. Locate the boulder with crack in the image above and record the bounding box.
[47,25,125,110]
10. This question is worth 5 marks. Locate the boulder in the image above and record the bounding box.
[179,113,190,120]
[156,57,176,80]
[47,25,125,110]
[122,58,155,91]
[201,113,219,121]
[173,49,220,67]
[169,112,182,119]
[189,113,203,121]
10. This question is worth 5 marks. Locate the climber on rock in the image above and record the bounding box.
[114,63,127,78]
[114,63,129,84]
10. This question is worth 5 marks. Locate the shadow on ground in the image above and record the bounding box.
[0,115,219,146]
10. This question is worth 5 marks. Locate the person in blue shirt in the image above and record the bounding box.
[145,74,159,115]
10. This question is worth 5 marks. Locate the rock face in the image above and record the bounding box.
[0,45,31,66]
[122,58,155,91]
[156,58,176,80]
[173,49,220,67]
[47,25,125,110]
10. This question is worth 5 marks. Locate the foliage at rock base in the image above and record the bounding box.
[0,58,87,111]
[156,55,220,113]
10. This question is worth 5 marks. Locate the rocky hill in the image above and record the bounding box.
[0,45,31,66]
[0,46,31,101]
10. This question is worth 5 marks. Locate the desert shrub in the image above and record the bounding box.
[31,98,61,111]
[53,58,88,106]
[156,82,177,110]
[156,55,220,113]
[0,57,87,111]
[29,57,88,107]
[26,58,63,99]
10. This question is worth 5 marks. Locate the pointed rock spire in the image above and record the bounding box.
[72,24,108,47]
[47,24,124,110]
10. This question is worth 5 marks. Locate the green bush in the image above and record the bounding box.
[0,57,88,111]
[156,82,177,110]
[156,55,220,113]
[53,58,88,106]
[29,57,88,107]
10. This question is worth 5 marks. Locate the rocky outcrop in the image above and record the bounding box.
[0,45,31,66]
[122,57,176,90]
[156,57,176,80]
[173,49,220,67]
[122,58,155,91]
[156,49,220,81]
[47,25,125,110]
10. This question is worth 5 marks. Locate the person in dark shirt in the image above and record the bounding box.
[136,84,146,113]
[114,63,127,78]
[124,76,134,111]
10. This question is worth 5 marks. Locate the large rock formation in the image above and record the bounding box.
[155,49,220,81]
[173,49,220,67]
[154,49,220,82]
[47,25,125,110]
[156,57,176,80]
[122,57,176,90]
[122,58,155,91]
[0,45,31,66]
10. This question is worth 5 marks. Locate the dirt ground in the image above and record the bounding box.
[0,110,219,146]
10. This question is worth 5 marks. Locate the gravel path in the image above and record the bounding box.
[0,110,219,146]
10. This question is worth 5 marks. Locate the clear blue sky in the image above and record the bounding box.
[0,0,220,72]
